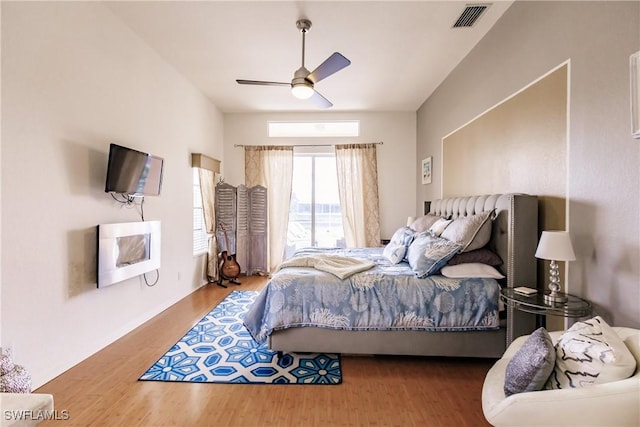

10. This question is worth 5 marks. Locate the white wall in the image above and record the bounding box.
[1,2,223,387]
[223,112,416,239]
[0,0,3,350]
[416,1,640,328]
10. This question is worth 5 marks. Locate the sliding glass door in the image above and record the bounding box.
[286,154,344,258]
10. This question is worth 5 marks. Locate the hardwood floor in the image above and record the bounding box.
[36,276,495,426]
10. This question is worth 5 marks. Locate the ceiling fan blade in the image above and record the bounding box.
[310,90,333,109]
[307,52,351,84]
[236,79,290,87]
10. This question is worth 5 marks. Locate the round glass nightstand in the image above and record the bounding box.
[501,287,592,318]
[501,288,592,344]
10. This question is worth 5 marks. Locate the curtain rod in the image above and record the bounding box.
[234,142,383,148]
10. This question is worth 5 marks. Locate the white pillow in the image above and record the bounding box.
[410,214,442,232]
[441,210,493,252]
[544,316,637,389]
[429,218,452,237]
[440,263,504,279]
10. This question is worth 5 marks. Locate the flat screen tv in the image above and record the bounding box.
[105,143,164,196]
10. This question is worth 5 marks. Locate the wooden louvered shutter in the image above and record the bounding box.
[248,185,268,275]
[214,183,268,276]
[214,182,237,254]
[235,185,249,274]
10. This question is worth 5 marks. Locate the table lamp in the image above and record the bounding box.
[535,231,576,304]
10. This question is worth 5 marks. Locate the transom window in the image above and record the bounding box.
[268,121,359,138]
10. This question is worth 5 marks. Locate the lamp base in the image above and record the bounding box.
[544,291,568,304]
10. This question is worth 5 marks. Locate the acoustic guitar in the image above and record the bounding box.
[218,222,241,283]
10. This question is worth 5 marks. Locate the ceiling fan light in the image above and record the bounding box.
[291,83,314,99]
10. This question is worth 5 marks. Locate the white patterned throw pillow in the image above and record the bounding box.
[441,210,494,252]
[544,316,636,390]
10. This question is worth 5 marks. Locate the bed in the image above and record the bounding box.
[244,194,539,358]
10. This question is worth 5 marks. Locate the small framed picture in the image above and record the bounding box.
[421,156,432,185]
[632,51,640,139]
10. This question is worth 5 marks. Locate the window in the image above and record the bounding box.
[268,121,360,138]
[286,154,344,258]
[193,168,209,255]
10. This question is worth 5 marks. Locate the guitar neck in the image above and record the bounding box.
[222,226,232,254]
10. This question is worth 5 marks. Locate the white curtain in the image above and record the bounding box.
[198,168,219,282]
[335,143,381,247]
[244,146,294,271]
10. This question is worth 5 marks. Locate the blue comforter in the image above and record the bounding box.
[243,247,500,344]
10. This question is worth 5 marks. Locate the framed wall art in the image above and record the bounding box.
[421,156,432,185]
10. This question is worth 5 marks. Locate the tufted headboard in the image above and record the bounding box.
[430,194,539,339]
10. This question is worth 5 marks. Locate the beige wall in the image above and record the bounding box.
[442,64,567,232]
[417,1,640,328]
[1,2,224,387]
[223,112,417,240]
[441,64,569,331]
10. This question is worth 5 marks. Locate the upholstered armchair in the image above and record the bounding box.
[482,327,640,427]
[0,393,54,426]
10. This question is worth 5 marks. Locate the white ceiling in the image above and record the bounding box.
[105,1,513,113]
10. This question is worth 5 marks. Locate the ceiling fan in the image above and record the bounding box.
[236,19,351,109]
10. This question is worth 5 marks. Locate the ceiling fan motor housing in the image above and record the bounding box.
[236,18,349,108]
[291,66,314,99]
[296,19,312,32]
[292,66,311,84]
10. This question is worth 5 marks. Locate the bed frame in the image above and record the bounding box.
[268,194,539,358]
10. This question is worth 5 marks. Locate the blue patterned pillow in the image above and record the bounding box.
[504,327,555,396]
[383,242,407,264]
[383,227,416,264]
[406,232,461,278]
[390,226,416,246]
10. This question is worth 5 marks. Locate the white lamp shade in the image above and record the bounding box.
[407,216,416,227]
[535,231,576,261]
[291,83,314,99]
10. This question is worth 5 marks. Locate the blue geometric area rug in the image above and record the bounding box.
[139,290,342,385]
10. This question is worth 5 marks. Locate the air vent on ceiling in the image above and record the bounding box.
[453,4,490,28]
